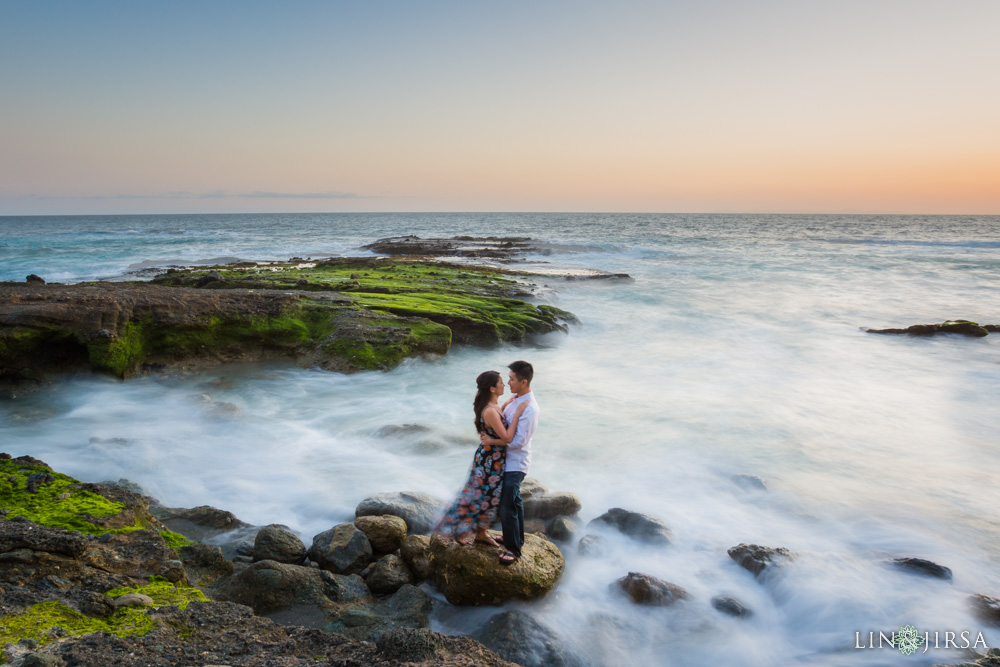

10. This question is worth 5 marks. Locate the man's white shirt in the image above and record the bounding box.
[502,392,539,474]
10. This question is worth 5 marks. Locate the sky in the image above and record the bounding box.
[1,1,998,215]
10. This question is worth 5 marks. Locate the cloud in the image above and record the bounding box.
[240,191,365,199]
[28,189,369,200]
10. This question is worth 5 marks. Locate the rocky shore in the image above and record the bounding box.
[0,256,579,384]
[5,454,998,666]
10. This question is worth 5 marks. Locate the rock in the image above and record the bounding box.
[355,491,447,535]
[81,530,187,583]
[866,320,991,337]
[25,274,45,284]
[97,478,150,496]
[969,594,1000,627]
[253,524,306,565]
[728,543,794,578]
[889,557,953,580]
[474,609,583,667]
[211,559,369,613]
[308,523,373,575]
[112,593,155,608]
[194,271,223,287]
[547,516,577,542]
[354,515,408,554]
[323,584,435,642]
[520,478,549,499]
[429,533,564,605]
[0,519,90,558]
[588,508,672,545]
[178,544,235,586]
[731,474,767,491]
[524,518,547,535]
[373,424,431,438]
[523,492,582,520]
[375,627,514,666]
[26,472,56,493]
[365,554,414,595]
[712,595,753,618]
[153,504,249,543]
[400,534,433,581]
[577,534,608,557]
[614,572,689,606]
[22,654,61,667]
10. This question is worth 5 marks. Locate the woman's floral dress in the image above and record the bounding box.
[435,412,507,539]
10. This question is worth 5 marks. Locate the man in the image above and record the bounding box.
[481,360,539,565]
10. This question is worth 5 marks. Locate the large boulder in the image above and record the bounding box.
[365,554,414,595]
[588,508,672,545]
[253,524,306,565]
[728,543,794,579]
[429,533,564,605]
[178,544,235,586]
[354,515,408,554]
[474,609,584,667]
[355,492,447,535]
[0,517,90,558]
[211,559,369,613]
[308,523,373,575]
[547,516,577,543]
[323,584,435,642]
[523,492,582,521]
[614,572,689,606]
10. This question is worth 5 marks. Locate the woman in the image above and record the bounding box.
[434,370,528,547]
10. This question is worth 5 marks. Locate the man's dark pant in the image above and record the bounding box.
[500,471,526,557]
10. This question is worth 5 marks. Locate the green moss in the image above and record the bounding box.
[0,600,155,651]
[86,319,152,377]
[104,577,208,609]
[159,529,196,549]
[0,460,127,535]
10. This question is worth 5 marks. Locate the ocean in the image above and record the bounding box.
[1,212,999,665]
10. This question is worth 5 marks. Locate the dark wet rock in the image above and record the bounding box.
[253,524,307,565]
[969,594,1000,627]
[97,478,149,496]
[308,523,373,575]
[524,491,582,520]
[25,275,45,284]
[152,504,249,543]
[614,572,689,606]
[194,271,223,287]
[322,584,435,642]
[178,544,235,586]
[547,516,577,542]
[364,554,413,595]
[577,533,609,557]
[400,534,433,581]
[728,543,795,578]
[355,491,447,535]
[474,609,584,667]
[25,472,56,493]
[210,559,370,613]
[731,474,767,491]
[588,508,672,545]
[375,627,516,666]
[429,533,564,605]
[865,319,992,337]
[354,514,408,554]
[374,423,432,438]
[712,595,753,618]
[362,236,536,260]
[889,557,953,580]
[0,519,90,559]
[22,654,60,667]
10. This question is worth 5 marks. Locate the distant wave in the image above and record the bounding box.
[126,256,248,269]
[821,238,1000,249]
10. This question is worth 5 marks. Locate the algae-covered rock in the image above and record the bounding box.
[865,319,993,337]
[429,533,564,606]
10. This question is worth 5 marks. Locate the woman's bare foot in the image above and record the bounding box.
[456,535,474,546]
[473,531,500,547]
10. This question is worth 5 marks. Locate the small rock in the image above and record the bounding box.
[364,554,414,595]
[728,543,794,578]
[355,491,447,535]
[712,595,753,618]
[26,472,56,493]
[889,557,953,581]
[731,474,767,491]
[113,593,155,608]
[350,273,362,279]
[296,279,310,286]
[354,515,408,554]
[194,271,223,288]
[235,540,255,557]
[474,609,583,667]
[547,516,576,542]
[373,424,431,438]
[588,508,672,545]
[577,534,608,557]
[308,523,373,575]
[524,492,582,520]
[56,492,72,500]
[614,572,689,606]
[969,594,1000,627]
[25,274,45,284]
[253,524,307,565]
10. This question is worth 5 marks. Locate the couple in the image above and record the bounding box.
[435,360,538,565]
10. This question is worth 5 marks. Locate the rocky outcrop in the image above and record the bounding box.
[355,491,447,535]
[888,557,953,580]
[865,319,996,337]
[614,572,689,606]
[728,543,795,578]
[429,534,564,605]
[151,503,249,542]
[474,609,584,667]
[588,508,672,545]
